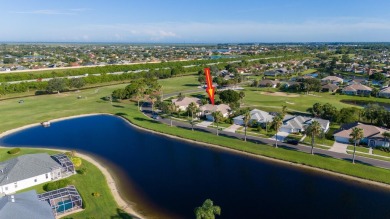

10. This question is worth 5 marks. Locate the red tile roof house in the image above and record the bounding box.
[333,122,389,147]
[342,84,372,96]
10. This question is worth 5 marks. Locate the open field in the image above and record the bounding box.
[159,75,199,93]
[0,148,131,219]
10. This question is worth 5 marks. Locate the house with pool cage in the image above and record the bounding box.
[0,186,83,218]
[0,153,75,195]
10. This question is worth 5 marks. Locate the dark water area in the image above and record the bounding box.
[1,115,390,219]
[341,99,390,110]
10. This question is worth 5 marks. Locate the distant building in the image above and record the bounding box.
[378,87,390,98]
[342,84,372,96]
[322,83,339,93]
[258,79,278,88]
[321,76,344,84]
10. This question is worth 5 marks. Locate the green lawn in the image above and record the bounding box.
[302,135,334,146]
[347,145,370,153]
[160,75,200,93]
[373,149,390,158]
[301,69,317,75]
[0,148,131,219]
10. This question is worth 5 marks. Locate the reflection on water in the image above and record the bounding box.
[1,115,390,219]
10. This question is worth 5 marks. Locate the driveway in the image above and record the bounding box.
[196,121,213,128]
[271,131,289,142]
[329,141,348,154]
[223,124,242,133]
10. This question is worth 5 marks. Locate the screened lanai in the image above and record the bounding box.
[38,185,83,216]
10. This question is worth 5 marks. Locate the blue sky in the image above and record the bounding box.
[1,0,390,43]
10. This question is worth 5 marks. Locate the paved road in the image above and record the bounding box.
[142,102,390,170]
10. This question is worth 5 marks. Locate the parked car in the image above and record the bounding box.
[285,138,299,145]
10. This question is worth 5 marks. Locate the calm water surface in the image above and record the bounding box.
[1,115,390,219]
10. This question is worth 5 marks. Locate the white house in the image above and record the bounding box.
[200,104,231,121]
[171,97,201,111]
[0,153,74,195]
[333,122,389,147]
[233,109,274,126]
[280,115,330,133]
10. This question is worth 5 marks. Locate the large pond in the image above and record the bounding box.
[0,115,390,219]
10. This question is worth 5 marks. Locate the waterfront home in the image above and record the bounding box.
[258,79,278,88]
[200,104,231,121]
[0,153,75,195]
[233,109,274,126]
[280,115,330,133]
[342,84,372,96]
[321,76,344,84]
[333,122,389,147]
[172,97,201,111]
[38,185,83,216]
[0,190,55,219]
[378,87,390,98]
[347,78,369,85]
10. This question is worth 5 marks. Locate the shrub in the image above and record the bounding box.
[71,157,82,167]
[76,167,87,175]
[43,179,71,191]
[7,148,21,155]
[376,146,390,153]
[92,192,101,197]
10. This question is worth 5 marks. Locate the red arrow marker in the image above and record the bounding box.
[204,67,215,105]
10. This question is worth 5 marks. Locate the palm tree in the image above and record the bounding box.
[239,91,245,104]
[212,111,223,136]
[166,102,176,127]
[149,94,157,113]
[194,199,221,219]
[243,111,251,142]
[133,91,143,111]
[272,116,283,148]
[187,102,198,120]
[305,121,322,155]
[382,132,390,147]
[281,105,288,117]
[349,127,364,164]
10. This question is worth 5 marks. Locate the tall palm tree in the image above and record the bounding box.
[382,132,390,147]
[281,105,288,117]
[349,127,364,164]
[166,102,176,127]
[243,111,251,142]
[272,116,283,148]
[187,102,199,131]
[239,91,245,104]
[194,199,221,219]
[305,121,322,155]
[212,111,223,136]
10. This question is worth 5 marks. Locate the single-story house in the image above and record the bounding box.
[378,87,390,98]
[321,76,344,84]
[333,122,389,147]
[172,97,201,111]
[233,109,274,126]
[322,83,339,93]
[342,84,372,96]
[348,79,368,85]
[264,70,279,77]
[258,79,278,88]
[280,115,330,133]
[200,104,231,121]
[0,190,55,219]
[0,153,75,195]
